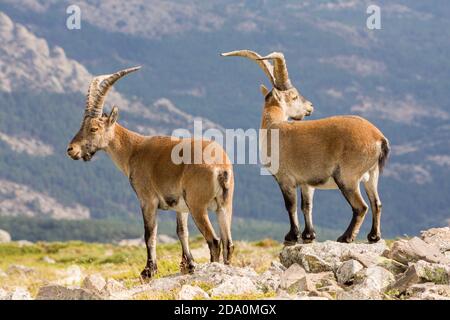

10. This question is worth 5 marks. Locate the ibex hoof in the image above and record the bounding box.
[367,233,381,243]
[284,231,301,246]
[301,230,316,243]
[337,234,354,243]
[180,260,196,275]
[140,265,158,282]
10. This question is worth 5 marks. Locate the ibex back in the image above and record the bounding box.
[222,50,390,244]
[67,67,234,280]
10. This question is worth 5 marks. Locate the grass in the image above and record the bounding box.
[0,237,282,299]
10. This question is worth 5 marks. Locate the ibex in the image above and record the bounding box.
[221,50,390,244]
[67,67,234,280]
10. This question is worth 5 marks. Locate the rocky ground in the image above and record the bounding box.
[0,227,449,300]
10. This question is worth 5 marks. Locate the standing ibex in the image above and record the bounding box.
[67,67,234,280]
[221,50,390,244]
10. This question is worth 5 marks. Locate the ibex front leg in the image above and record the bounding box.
[140,200,158,282]
[278,180,300,246]
[300,185,316,243]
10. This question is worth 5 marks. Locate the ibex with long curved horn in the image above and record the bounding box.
[221,50,390,244]
[67,67,234,280]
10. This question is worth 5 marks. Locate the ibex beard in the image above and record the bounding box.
[67,67,234,281]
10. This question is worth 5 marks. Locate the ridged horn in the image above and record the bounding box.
[84,66,141,118]
[220,50,276,87]
[257,52,292,90]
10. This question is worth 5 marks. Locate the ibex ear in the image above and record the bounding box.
[260,84,269,97]
[108,106,119,126]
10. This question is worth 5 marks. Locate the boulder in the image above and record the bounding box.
[338,266,395,300]
[184,262,258,286]
[420,227,450,253]
[57,265,83,285]
[210,276,259,297]
[336,259,364,285]
[279,264,307,290]
[42,256,56,264]
[5,287,32,300]
[36,285,102,300]
[82,274,106,293]
[0,229,11,243]
[103,279,126,296]
[256,261,285,292]
[405,283,450,300]
[157,234,177,244]
[0,288,7,300]
[16,240,33,247]
[280,240,387,271]
[147,277,182,292]
[389,260,450,293]
[387,237,449,265]
[177,285,209,300]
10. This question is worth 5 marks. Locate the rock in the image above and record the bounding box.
[57,265,83,285]
[157,234,177,244]
[148,277,182,292]
[16,240,33,247]
[338,266,395,300]
[0,229,11,243]
[42,256,56,264]
[336,259,364,285]
[388,237,449,265]
[0,288,7,300]
[405,283,450,300]
[177,285,209,300]
[288,274,315,294]
[211,276,259,297]
[185,262,258,286]
[103,279,126,296]
[420,227,450,253]
[7,264,35,275]
[36,285,102,300]
[279,264,307,290]
[280,240,387,271]
[256,262,285,292]
[8,287,32,300]
[82,274,106,293]
[376,257,407,275]
[389,260,450,293]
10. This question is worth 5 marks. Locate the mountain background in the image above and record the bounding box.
[0,0,449,242]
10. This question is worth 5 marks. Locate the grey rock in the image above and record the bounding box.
[210,276,259,297]
[103,279,126,296]
[0,288,7,300]
[148,277,182,292]
[388,237,449,265]
[420,227,450,253]
[36,285,102,300]
[82,274,106,293]
[177,285,209,300]
[0,229,11,243]
[5,287,32,300]
[42,256,56,264]
[279,264,307,290]
[336,259,364,285]
[157,234,177,244]
[405,282,450,300]
[57,265,83,285]
[389,260,450,293]
[280,240,387,271]
[256,262,285,292]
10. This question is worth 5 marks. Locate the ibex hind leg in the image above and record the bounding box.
[140,201,159,282]
[334,172,369,243]
[190,206,221,262]
[176,211,196,274]
[216,205,234,265]
[363,167,382,243]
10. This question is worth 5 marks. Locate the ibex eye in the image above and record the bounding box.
[90,128,98,133]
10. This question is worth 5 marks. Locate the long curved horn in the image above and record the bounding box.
[220,50,276,87]
[258,52,292,90]
[84,66,141,118]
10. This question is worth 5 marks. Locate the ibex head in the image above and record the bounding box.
[221,50,313,120]
[67,66,140,161]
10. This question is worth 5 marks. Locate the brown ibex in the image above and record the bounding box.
[221,50,389,244]
[67,67,234,280]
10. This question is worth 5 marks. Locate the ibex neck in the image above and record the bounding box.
[105,123,144,177]
[260,105,285,130]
